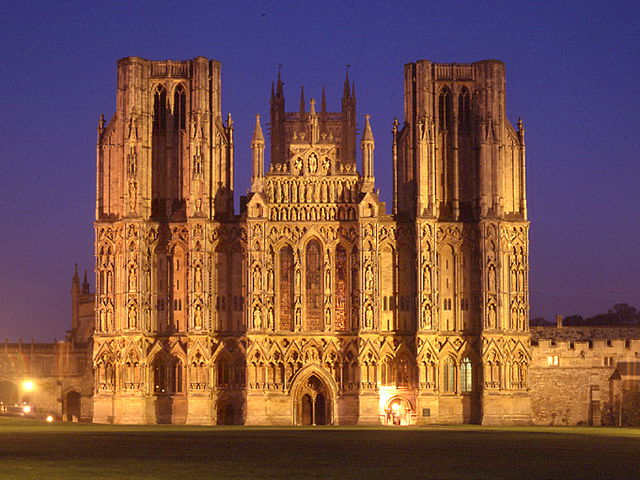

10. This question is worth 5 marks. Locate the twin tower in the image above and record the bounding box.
[93,56,529,425]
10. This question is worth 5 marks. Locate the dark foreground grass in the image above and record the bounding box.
[0,418,638,480]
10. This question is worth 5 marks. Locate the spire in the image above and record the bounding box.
[276,70,283,98]
[82,270,90,294]
[343,68,351,99]
[299,85,305,113]
[321,86,327,114]
[72,263,79,283]
[251,114,265,187]
[252,114,265,143]
[361,114,375,187]
[362,114,374,142]
[309,98,316,116]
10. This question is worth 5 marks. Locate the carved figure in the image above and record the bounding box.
[308,153,318,173]
[365,304,373,328]
[365,264,374,290]
[128,265,137,292]
[253,306,262,329]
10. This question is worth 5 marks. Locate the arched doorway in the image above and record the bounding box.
[295,375,331,426]
[0,381,18,406]
[217,402,241,425]
[63,390,81,421]
[384,397,413,426]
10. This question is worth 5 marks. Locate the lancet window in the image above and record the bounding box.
[170,245,186,331]
[458,87,471,133]
[460,357,472,392]
[173,84,186,131]
[278,245,294,331]
[335,245,348,331]
[443,358,456,393]
[305,240,323,330]
[438,87,452,131]
[153,85,167,132]
[396,356,411,387]
[153,356,183,394]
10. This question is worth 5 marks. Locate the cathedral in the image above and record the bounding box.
[92,57,530,425]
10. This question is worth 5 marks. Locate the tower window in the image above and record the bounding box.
[438,88,452,131]
[174,85,186,131]
[458,87,471,133]
[153,85,167,132]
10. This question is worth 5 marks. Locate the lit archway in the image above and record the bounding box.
[384,397,414,426]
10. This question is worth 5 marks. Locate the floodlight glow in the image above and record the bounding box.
[22,380,35,392]
[46,415,54,423]
[22,405,32,414]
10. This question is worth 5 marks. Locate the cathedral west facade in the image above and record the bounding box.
[92,57,530,425]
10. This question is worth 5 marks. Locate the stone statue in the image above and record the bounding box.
[308,153,318,173]
[128,265,137,292]
[267,308,274,329]
[365,264,374,291]
[365,304,373,328]
[195,265,203,292]
[253,306,262,329]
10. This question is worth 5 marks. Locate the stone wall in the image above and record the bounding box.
[530,327,640,425]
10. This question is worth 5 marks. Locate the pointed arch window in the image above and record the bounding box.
[458,87,471,133]
[153,85,167,132]
[381,356,394,386]
[396,356,411,387]
[443,358,456,392]
[335,245,348,331]
[279,245,294,331]
[438,88,452,131]
[460,357,472,392]
[305,240,323,330]
[173,85,186,131]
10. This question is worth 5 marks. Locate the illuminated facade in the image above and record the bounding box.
[92,57,531,425]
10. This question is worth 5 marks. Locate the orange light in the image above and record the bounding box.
[21,380,35,392]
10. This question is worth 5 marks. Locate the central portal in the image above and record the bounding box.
[296,375,331,425]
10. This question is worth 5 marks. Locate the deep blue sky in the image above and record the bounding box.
[1,1,638,341]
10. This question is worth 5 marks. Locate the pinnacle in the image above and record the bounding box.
[362,114,374,142]
[252,114,265,142]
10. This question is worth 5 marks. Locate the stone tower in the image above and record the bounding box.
[396,60,530,423]
[92,57,530,425]
[93,57,236,424]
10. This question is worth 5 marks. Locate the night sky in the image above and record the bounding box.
[1,1,638,341]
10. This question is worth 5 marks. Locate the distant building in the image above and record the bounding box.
[530,316,640,425]
[0,265,93,421]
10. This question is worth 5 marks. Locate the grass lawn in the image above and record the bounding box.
[0,418,638,480]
